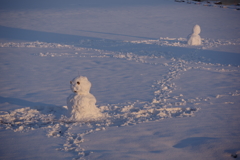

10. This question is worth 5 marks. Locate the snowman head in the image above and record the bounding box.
[70,76,91,94]
[192,24,201,35]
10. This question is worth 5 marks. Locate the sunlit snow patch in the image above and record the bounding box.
[0,100,199,158]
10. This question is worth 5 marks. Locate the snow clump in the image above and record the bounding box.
[67,76,103,121]
[187,24,202,46]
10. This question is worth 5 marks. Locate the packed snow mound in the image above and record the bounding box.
[67,76,103,121]
[192,24,201,35]
[188,24,202,46]
[70,76,92,94]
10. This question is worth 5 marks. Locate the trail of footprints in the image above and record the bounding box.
[55,56,240,159]
[47,58,201,159]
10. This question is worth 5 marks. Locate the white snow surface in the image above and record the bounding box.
[0,0,240,160]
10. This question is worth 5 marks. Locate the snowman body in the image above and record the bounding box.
[187,24,202,46]
[67,76,103,121]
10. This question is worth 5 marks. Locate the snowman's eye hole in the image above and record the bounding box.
[77,81,80,85]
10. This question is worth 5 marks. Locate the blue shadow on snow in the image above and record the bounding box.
[1,25,240,66]
[0,96,56,107]
[173,137,217,148]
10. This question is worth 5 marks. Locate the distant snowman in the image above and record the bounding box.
[67,76,103,121]
[187,24,202,45]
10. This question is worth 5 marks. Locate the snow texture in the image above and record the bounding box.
[187,24,202,46]
[0,0,240,160]
[67,76,103,121]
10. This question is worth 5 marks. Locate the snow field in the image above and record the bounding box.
[0,0,240,159]
[1,0,240,42]
[0,39,240,159]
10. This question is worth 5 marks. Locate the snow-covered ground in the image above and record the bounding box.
[0,0,240,160]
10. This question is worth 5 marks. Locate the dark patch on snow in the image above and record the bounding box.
[149,150,162,153]
[0,96,56,108]
[231,153,238,158]
[173,137,217,148]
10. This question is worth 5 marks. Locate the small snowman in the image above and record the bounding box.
[187,24,202,46]
[67,76,103,121]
